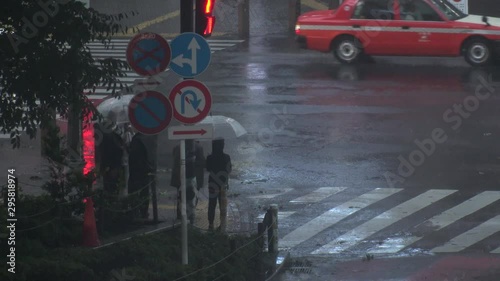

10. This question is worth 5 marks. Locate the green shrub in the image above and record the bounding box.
[14,227,264,281]
[15,194,83,248]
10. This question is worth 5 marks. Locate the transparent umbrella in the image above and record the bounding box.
[96,94,135,124]
[197,115,247,140]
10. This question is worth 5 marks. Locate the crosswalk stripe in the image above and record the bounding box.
[311,189,457,255]
[491,246,500,254]
[87,39,244,43]
[280,188,402,249]
[368,191,500,254]
[431,215,500,253]
[83,38,242,100]
[89,47,227,56]
[88,43,238,48]
[249,188,294,199]
[289,187,347,203]
[257,211,296,221]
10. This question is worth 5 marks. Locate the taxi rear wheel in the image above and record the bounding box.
[464,38,493,66]
[333,36,362,64]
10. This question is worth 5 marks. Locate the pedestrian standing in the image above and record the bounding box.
[128,132,153,219]
[171,140,205,224]
[206,139,232,232]
[120,123,134,197]
[98,117,124,195]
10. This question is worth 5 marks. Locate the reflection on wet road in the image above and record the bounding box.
[158,35,500,261]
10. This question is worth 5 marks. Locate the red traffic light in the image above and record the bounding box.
[204,16,215,36]
[196,0,216,37]
[205,0,214,14]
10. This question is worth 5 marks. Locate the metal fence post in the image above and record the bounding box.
[268,204,278,253]
[258,222,265,249]
[238,0,250,38]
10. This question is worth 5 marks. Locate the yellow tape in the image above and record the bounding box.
[134,10,180,31]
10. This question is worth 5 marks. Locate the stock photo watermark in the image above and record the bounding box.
[6,169,17,274]
[384,74,500,187]
[8,0,71,53]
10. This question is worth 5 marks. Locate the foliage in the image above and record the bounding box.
[5,228,265,281]
[39,118,93,217]
[0,0,139,148]
[13,193,83,248]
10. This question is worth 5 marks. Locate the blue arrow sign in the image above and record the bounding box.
[169,32,211,77]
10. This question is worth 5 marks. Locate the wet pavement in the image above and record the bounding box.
[4,0,500,280]
[4,33,500,279]
[196,35,500,279]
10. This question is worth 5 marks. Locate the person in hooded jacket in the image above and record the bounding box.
[206,138,232,232]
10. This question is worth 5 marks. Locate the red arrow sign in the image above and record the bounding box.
[173,129,207,136]
[168,125,213,140]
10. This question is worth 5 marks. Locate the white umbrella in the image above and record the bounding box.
[197,115,247,140]
[96,94,135,124]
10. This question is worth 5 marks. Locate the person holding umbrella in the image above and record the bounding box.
[206,138,232,232]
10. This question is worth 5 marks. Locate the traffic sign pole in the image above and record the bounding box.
[180,135,188,265]
[179,6,193,266]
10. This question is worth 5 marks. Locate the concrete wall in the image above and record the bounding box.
[470,1,500,17]
[88,0,294,37]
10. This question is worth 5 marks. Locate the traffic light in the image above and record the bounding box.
[195,0,216,37]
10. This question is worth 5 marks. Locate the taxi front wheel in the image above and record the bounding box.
[333,36,362,64]
[464,38,493,66]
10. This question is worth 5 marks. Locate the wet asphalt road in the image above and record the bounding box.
[189,35,500,192]
[179,35,500,279]
[163,34,500,265]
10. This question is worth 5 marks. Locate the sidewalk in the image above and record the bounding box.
[152,168,256,235]
[0,135,256,237]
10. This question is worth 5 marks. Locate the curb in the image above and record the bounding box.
[93,221,181,250]
[265,251,291,281]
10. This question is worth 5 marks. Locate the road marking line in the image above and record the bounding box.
[290,187,348,203]
[368,191,500,254]
[87,95,114,100]
[129,10,180,34]
[302,0,328,10]
[113,32,228,38]
[89,47,228,56]
[88,42,239,47]
[311,189,457,255]
[431,215,500,253]
[257,211,296,220]
[491,246,500,254]
[280,188,402,249]
[249,188,294,199]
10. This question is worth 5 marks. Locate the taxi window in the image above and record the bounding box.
[352,0,395,20]
[399,0,443,21]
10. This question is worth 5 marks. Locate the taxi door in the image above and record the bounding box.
[349,0,403,55]
[394,0,455,55]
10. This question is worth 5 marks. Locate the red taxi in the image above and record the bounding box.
[295,0,500,66]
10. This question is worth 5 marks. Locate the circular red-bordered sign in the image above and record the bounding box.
[128,91,173,135]
[126,32,171,76]
[169,80,212,124]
